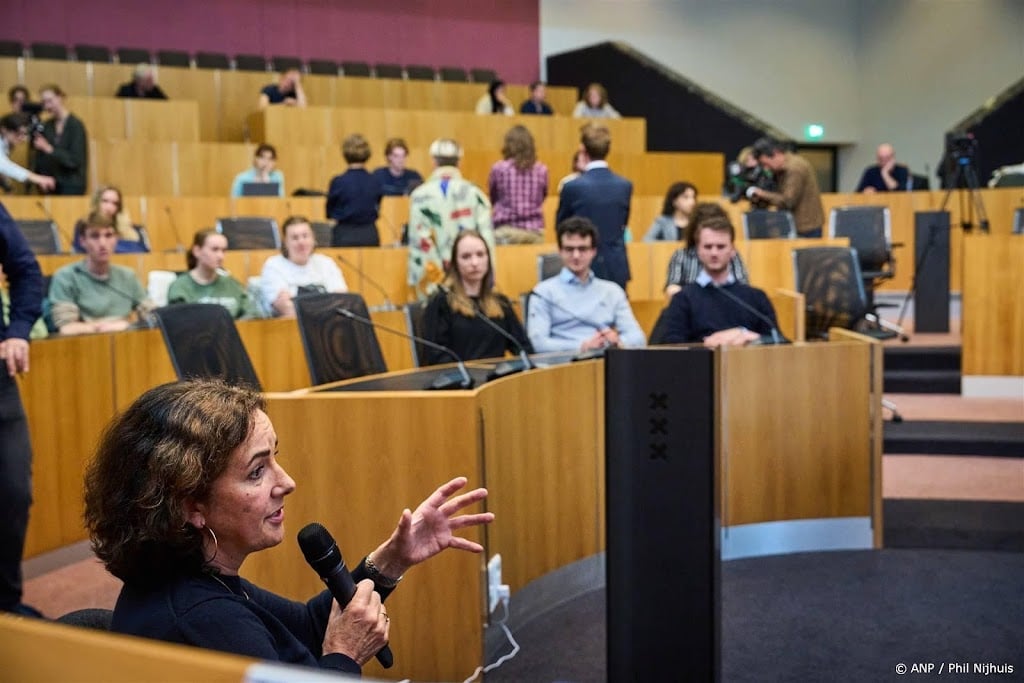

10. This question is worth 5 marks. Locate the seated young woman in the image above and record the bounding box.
[421,230,532,365]
[259,216,347,318]
[166,229,251,318]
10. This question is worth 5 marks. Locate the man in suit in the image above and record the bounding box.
[555,123,632,290]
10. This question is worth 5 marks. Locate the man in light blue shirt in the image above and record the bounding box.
[230,143,285,197]
[528,217,646,353]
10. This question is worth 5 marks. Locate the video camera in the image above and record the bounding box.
[725,161,776,206]
[945,132,977,166]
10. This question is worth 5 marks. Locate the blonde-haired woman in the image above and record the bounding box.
[571,83,621,119]
[73,185,148,253]
[488,125,549,245]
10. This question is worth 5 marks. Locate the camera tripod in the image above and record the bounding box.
[940,157,990,233]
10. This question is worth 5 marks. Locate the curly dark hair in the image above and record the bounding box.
[83,379,264,585]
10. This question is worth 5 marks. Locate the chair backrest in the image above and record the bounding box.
[406,64,436,81]
[470,68,498,83]
[154,303,262,389]
[341,61,371,77]
[294,292,388,385]
[308,59,339,76]
[828,206,891,273]
[310,221,333,247]
[74,44,111,62]
[538,253,562,282]
[157,50,191,67]
[117,47,152,64]
[742,210,796,239]
[373,63,403,79]
[0,40,23,58]
[215,216,280,250]
[195,52,230,69]
[31,42,69,60]
[439,66,468,82]
[1013,208,1024,235]
[56,608,113,631]
[15,220,62,255]
[234,54,268,72]
[792,247,869,340]
[271,56,303,73]
[403,299,429,367]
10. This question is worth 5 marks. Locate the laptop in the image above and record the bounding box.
[241,182,281,197]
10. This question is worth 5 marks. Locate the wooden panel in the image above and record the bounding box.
[232,196,324,224]
[273,145,332,196]
[92,141,177,196]
[175,142,253,196]
[379,196,411,245]
[345,246,410,308]
[492,243,554,299]
[111,328,177,411]
[720,342,872,525]
[87,62,127,99]
[769,288,806,342]
[220,71,272,142]
[21,334,114,554]
[371,308,416,372]
[249,392,485,683]
[22,60,88,96]
[126,99,199,142]
[70,96,127,142]
[154,66,221,142]
[0,58,18,94]
[962,235,1024,376]
[237,318,311,392]
[625,241,654,299]
[142,196,232,251]
[1,614,252,683]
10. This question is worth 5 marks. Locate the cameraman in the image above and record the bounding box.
[724,145,774,209]
[30,85,87,195]
[747,137,824,238]
[0,114,56,193]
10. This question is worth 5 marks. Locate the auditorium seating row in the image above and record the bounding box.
[7,189,1021,293]
[1,57,579,142]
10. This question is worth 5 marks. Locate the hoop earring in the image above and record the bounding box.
[202,525,219,565]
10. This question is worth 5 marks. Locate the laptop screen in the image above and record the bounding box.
[241,182,281,197]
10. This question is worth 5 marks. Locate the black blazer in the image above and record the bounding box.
[555,166,632,288]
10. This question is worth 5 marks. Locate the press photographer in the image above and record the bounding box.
[745,137,825,238]
[724,145,775,208]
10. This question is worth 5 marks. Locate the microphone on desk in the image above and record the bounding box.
[35,200,75,252]
[334,253,396,311]
[163,206,185,253]
[336,307,474,389]
[526,289,612,361]
[437,285,534,379]
[297,523,394,670]
[711,283,790,345]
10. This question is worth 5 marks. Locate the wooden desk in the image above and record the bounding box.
[961,234,1024,377]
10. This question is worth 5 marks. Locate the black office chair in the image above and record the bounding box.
[195,52,231,69]
[373,63,403,79]
[792,247,898,341]
[470,68,498,83]
[310,221,333,247]
[154,303,262,390]
[235,54,268,72]
[293,293,387,385]
[1013,208,1024,235]
[341,61,372,77]
[0,40,23,58]
[308,59,339,76]
[828,205,901,333]
[403,299,430,367]
[439,67,468,82]
[215,217,281,250]
[117,47,152,64]
[742,210,796,239]
[56,608,113,631]
[157,50,191,67]
[73,44,111,62]
[15,220,63,255]
[271,56,303,73]
[30,42,69,60]
[537,253,562,282]
[405,65,436,81]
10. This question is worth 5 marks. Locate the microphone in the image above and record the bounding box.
[711,283,789,345]
[437,285,533,379]
[334,253,396,311]
[297,523,394,670]
[163,206,185,253]
[527,289,612,361]
[336,307,474,389]
[35,200,74,252]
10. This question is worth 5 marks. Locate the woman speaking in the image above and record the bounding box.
[84,379,492,676]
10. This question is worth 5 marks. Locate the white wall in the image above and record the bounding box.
[540,0,1023,190]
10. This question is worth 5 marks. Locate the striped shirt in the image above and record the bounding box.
[488,159,548,232]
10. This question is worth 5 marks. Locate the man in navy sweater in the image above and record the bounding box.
[662,216,778,346]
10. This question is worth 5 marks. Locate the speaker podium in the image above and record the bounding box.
[605,347,720,681]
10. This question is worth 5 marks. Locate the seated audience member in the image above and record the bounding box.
[408,138,494,300]
[474,80,514,116]
[167,230,251,319]
[489,125,548,245]
[571,83,621,119]
[664,203,748,299]
[528,217,645,353]
[644,182,697,242]
[0,114,55,192]
[856,143,910,193]
[556,150,587,194]
[48,213,153,335]
[259,216,347,318]
[520,81,554,115]
[115,64,168,100]
[7,85,34,114]
[74,185,148,253]
[371,138,423,196]
[327,134,382,247]
[422,230,531,365]
[662,216,777,346]
[84,378,493,675]
[31,85,87,195]
[231,144,285,198]
[258,69,306,109]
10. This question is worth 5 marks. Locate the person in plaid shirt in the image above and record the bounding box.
[489,125,549,245]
